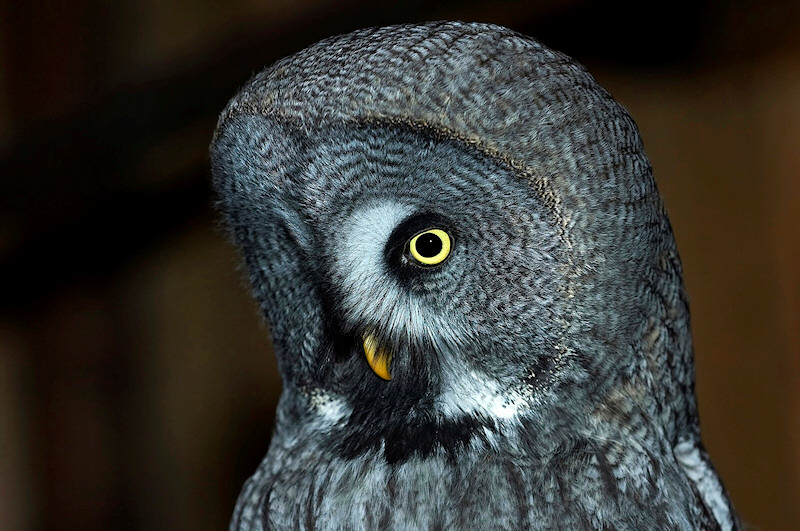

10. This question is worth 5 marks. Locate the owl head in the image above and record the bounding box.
[211,21,696,463]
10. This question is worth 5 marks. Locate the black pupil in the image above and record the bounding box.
[416,233,442,258]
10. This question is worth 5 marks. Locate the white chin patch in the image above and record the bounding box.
[309,390,352,429]
[436,363,528,423]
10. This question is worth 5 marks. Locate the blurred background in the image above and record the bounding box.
[1,0,798,529]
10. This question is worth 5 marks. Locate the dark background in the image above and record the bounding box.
[1,1,798,529]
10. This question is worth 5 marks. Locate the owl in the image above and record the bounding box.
[211,21,740,530]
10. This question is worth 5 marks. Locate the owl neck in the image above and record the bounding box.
[272,380,656,468]
[256,387,709,529]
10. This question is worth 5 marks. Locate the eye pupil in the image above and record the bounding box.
[408,228,451,266]
[415,233,442,258]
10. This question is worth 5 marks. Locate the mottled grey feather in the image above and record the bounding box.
[211,21,739,530]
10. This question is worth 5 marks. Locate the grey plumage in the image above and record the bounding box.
[211,21,740,530]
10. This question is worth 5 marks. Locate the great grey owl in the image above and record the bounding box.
[211,21,740,530]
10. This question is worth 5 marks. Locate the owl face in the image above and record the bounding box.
[311,123,567,369]
[213,116,604,460]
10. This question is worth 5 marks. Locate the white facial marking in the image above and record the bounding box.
[334,201,409,297]
[331,201,462,342]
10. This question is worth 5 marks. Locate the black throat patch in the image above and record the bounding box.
[335,401,494,464]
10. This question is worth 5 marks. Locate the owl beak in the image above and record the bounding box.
[362,333,392,380]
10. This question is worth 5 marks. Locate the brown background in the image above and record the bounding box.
[1,1,798,529]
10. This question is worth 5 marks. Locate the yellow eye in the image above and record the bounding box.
[408,229,451,266]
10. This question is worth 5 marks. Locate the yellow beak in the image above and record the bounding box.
[363,333,392,380]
